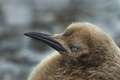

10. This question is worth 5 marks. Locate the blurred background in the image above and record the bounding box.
[0,0,120,80]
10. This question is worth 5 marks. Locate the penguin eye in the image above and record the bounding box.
[70,46,80,52]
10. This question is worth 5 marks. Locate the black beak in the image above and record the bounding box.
[24,32,67,53]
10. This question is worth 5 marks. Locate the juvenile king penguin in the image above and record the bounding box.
[25,22,120,80]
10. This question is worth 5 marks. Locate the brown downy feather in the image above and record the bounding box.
[28,22,120,80]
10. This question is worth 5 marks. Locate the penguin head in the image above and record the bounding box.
[24,23,115,67]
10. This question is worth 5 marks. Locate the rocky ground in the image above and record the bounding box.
[0,0,120,80]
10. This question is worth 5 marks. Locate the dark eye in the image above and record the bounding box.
[70,46,80,52]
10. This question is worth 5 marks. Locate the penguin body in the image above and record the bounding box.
[25,23,120,80]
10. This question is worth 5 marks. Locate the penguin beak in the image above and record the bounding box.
[24,32,67,53]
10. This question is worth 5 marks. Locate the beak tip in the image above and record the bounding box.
[24,33,27,36]
[24,32,32,37]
